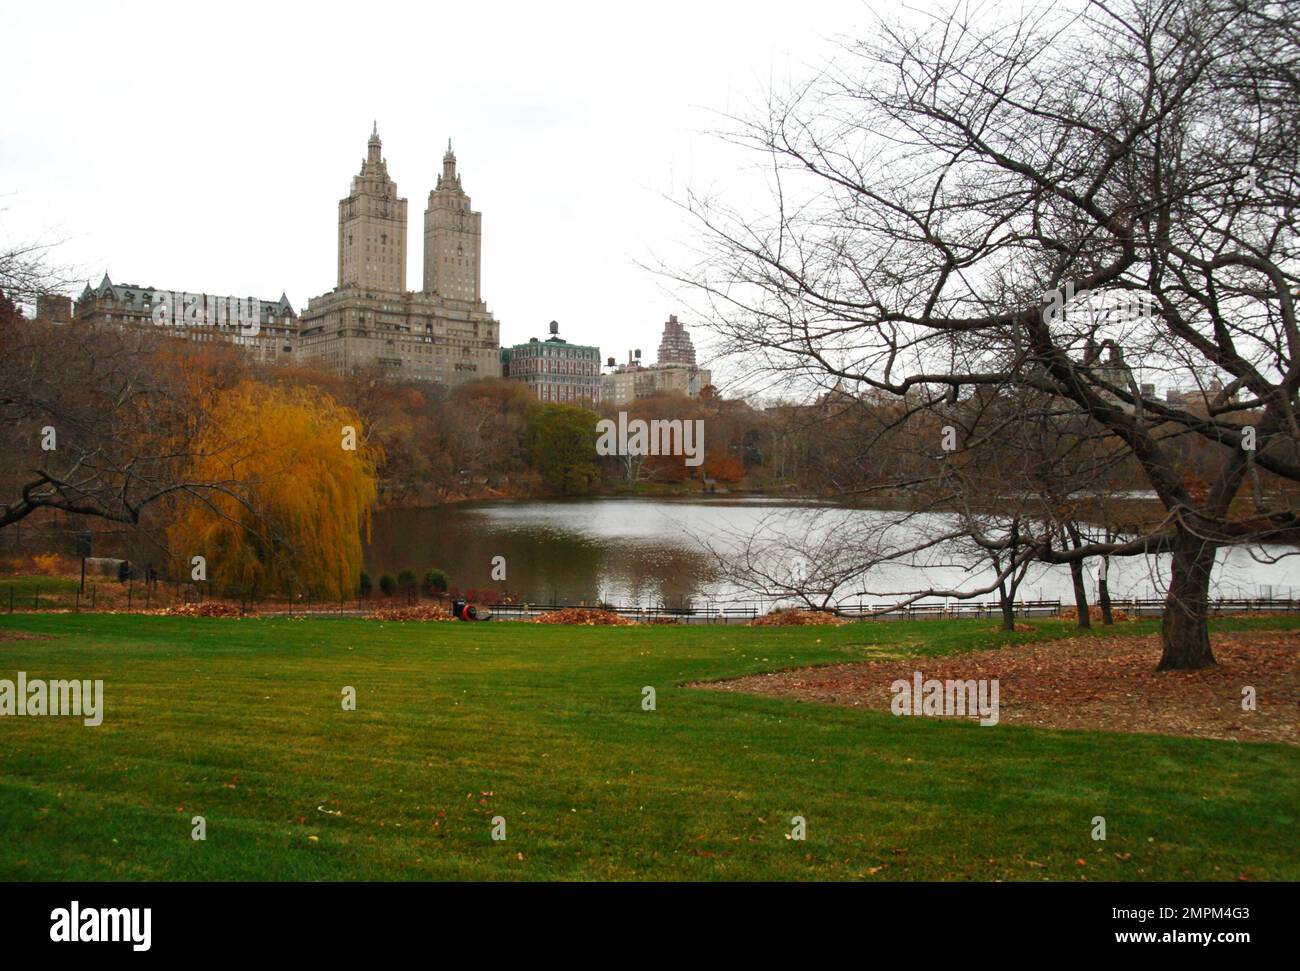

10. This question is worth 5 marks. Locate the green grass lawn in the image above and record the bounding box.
[0,613,1296,881]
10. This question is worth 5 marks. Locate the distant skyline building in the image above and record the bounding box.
[599,315,710,404]
[599,361,711,404]
[502,321,601,403]
[71,274,299,364]
[424,140,482,301]
[296,126,501,385]
[656,313,697,366]
[34,293,72,324]
[337,123,407,294]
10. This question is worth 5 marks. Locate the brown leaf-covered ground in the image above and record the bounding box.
[365,604,454,622]
[748,608,850,627]
[696,630,1300,745]
[534,607,634,626]
[163,602,244,618]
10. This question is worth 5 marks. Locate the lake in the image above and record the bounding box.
[366,497,1297,609]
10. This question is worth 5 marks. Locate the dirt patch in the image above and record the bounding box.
[0,631,53,642]
[695,630,1300,744]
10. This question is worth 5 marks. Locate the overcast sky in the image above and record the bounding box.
[1,0,890,387]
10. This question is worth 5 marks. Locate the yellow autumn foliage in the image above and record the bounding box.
[167,380,379,599]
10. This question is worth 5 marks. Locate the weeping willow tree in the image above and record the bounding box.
[166,380,380,600]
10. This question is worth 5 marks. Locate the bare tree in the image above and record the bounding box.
[699,503,1032,617]
[0,318,247,532]
[0,234,78,311]
[696,391,1056,628]
[676,0,1300,668]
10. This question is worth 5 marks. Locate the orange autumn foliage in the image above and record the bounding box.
[703,452,745,483]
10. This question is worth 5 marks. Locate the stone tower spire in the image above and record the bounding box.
[337,124,408,293]
[440,139,459,187]
[423,137,482,301]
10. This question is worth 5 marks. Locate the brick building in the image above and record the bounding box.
[502,321,601,403]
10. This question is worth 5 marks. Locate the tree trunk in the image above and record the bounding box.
[1069,558,1090,629]
[998,580,1016,631]
[1097,556,1113,625]
[1062,521,1090,627]
[1158,536,1217,670]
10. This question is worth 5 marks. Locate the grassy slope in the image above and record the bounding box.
[0,614,1296,881]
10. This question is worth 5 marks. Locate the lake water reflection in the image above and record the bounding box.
[366,497,1297,609]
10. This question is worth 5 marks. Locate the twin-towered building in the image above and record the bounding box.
[295,127,502,384]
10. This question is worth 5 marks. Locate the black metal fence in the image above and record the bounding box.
[5,584,1298,624]
[482,596,1300,623]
